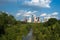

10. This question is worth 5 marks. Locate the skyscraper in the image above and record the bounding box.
[24,17,27,22]
[26,15,40,23]
[31,15,34,23]
[27,17,31,23]
[37,17,40,23]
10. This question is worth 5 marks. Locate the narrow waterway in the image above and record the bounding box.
[22,29,33,40]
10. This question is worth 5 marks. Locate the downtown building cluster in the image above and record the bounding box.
[23,14,58,23]
[24,15,40,23]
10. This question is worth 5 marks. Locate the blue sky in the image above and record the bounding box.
[0,0,60,20]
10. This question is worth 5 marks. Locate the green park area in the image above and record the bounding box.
[0,12,60,40]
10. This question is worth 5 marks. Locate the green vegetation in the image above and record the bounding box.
[0,11,60,40]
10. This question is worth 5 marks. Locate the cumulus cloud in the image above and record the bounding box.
[44,14,51,19]
[40,13,47,16]
[23,11,32,16]
[16,13,21,17]
[16,10,37,17]
[16,10,25,17]
[51,12,59,19]
[52,12,58,15]
[24,0,51,8]
[40,12,59,22]
[23,11,37,16]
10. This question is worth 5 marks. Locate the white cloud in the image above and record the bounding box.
[52,12,58,15]
[40,12,59,22]
[16,13,21,17]
[51,12,59,19]
[44,14,51,19]
[40,13,47,16]
[23,11,32,16]
[1,11,8,14]
[16,10,37,17]
[16,10,25,17]
[24,0,51,8]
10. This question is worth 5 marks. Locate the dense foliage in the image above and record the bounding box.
[0,12,60,40]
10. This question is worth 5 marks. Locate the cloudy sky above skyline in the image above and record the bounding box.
[0,0,60,20]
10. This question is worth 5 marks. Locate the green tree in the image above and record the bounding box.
[47,18,57,26]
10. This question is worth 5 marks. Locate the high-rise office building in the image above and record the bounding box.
[34,15,37,23]
[37,17,40,23]
[31,15,34,23]
[24,17,27,22]
[25,15,40,23]
[27,17,31,23]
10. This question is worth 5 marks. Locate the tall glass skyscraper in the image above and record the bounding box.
[31,15,34,23]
